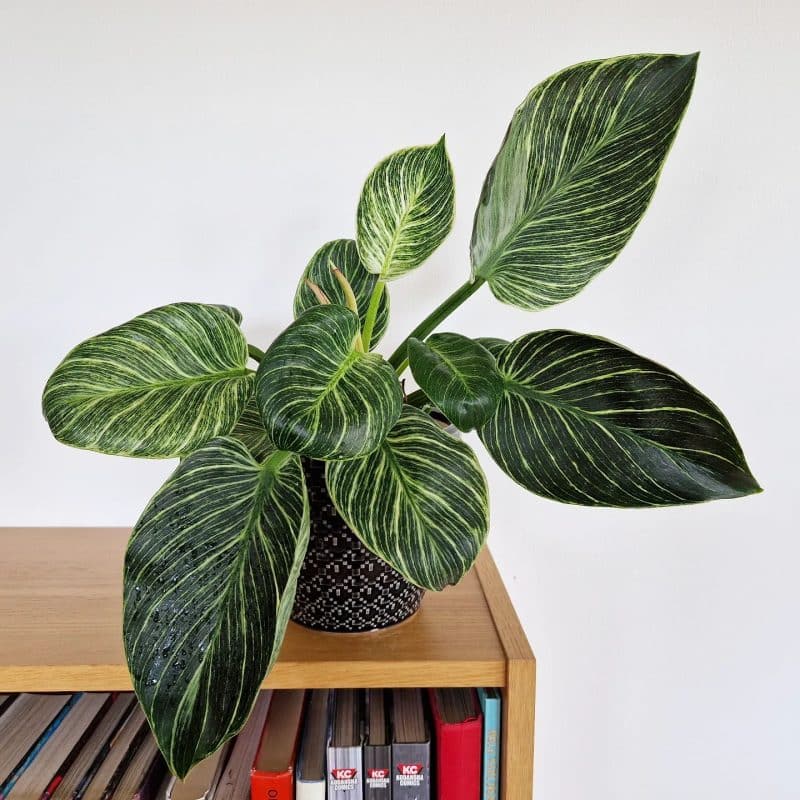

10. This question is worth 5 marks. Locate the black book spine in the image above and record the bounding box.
[363,744,391,800]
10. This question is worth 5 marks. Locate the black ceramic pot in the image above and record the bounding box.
[289,458,424,632]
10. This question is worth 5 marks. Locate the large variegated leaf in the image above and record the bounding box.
[326,405,489,590]
[256,305,402,459]
[123,437,309,777]
[475,337,509,359]
[356,138,454,280]
[471,53,698,310]
[42,303,251,458]
[407,333,503,431]
[293,239,391,348]
[479,330,761,506]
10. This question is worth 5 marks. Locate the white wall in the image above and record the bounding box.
[1,1,797,797]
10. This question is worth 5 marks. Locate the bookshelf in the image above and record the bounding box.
[0,527,535,799]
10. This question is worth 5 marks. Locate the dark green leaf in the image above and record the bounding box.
[474,337,509,359]
[479,330,761,506]
[42,303,251,458]
[230,395,273,462]
[256,305,402,460]
[357,137,454,280]
[471,53,698,309]
[123,437,309,776]
[293,239,390,348]
[326,405,489,590]
[408,333,503,431]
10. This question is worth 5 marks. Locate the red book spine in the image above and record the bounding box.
[250,768,294,800]
[427,690,482,800]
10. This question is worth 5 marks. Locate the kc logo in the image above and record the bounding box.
[397,764,424,776]
[368,769,389,779]
[331,768,358,781]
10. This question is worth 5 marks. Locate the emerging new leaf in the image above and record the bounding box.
[471,53,698,310]
[256,305,402,459]
[123,437,309,777]
[408,333,503,431]
[326,405,489,590]
[42,303,251,458]
[357,137,454,280]
[479,330,761,506]
[293,239,391,348]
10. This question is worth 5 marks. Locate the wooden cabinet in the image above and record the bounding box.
[0,527,535,798]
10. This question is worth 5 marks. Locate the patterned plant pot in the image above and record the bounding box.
[290,458,424,632]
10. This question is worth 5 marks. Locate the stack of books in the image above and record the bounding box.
[0,693,164,800]
[250,687,501,800]
[0,688,501,800]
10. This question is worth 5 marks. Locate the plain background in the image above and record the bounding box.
[1,1,797,797]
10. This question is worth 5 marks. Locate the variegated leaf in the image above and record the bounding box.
[408,333,503,431]
[326,405,489,590]
[42,303,251,458]
[230,395,273,462]
[474,337,509,359]
[123,437,309,777]
[256,305,402,460]
[479,330,761,506]
[356,137,454,280]
[471,53,698,310]
[293,239,391,348]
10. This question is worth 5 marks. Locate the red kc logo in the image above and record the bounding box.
[397,764,423,775]
[368,769,389,779]
[331,768,357,781]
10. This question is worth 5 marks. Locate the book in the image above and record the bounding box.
[215,692,272,800]
[295,690,329,800]
[103,732,164,800]
[327,690,362,800]
[391,689,430,800]
[49,695,136,800]
[6,692,111,800]
[167,742,231,800]
[0,694,73,791]
[428,689,482,800]
[250,690,306,800]
[476,689,500,800]
[363,690,390,800]
[80,705,147,800]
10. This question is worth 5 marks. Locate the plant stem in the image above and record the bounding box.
[388,277,485,369]
[248,344,265,363]
[361,280,385,351]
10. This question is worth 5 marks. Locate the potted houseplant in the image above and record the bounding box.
[42,52,760,776]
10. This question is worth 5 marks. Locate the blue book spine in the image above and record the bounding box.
[477,689,501,800]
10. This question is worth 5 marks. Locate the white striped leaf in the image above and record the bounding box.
[42,303,251,458]
[293,239,390,347]
[356,137,454,280]
[407,333,503,431]
[230,395,273,462]
[471,53,698,310]
[474,337,509,359]
[256,305,402,459]
[479,330,761,506]
[326,405,489,590]
[123,437,309,777]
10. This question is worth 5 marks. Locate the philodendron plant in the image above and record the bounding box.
[43,52,760,775]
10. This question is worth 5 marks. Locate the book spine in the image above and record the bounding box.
[480,697,500,800]
[327,744,363,800]
[392,742,430,800]
[250,769,294,800]
[363,744,391,800]
[0,694,80,799]
[296,778,326,800]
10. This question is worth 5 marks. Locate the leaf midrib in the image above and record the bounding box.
[59,367,250,401]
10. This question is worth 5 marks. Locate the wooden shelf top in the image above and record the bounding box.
[0,528,532,692]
